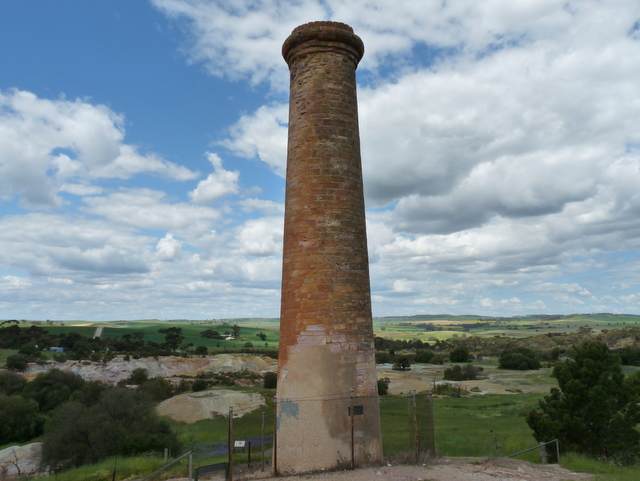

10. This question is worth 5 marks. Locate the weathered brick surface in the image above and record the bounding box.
[275,21,382,474]
[279,21,375,392]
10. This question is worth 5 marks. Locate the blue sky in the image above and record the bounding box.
[1,1,640,321]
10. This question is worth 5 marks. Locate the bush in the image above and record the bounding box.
[392,355,411,371]
[6,354,28,371]
[192,379,208,392]
[449,345,470,363]
[194,345,208,355]
[375,352,392,364]
[0,371,26,395]
[263,372,277,389]
[414,349,434,363]
[499,347,540,370]
[443,364,483,381]
[377,378,389,395]
[431,355,445,365]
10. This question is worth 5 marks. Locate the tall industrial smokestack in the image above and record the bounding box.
[275,21,382,474]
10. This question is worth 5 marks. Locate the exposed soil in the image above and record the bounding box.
[157,389,266,422]
[167,457,593,481]
[378,362,555,396]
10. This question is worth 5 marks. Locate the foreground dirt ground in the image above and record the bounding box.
[169,457,593,481]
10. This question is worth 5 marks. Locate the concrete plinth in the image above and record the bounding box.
[275,21,382,474]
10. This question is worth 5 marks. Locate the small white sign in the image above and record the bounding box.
[234,441,246,448]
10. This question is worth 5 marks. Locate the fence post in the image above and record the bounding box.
[412,391,419,463]
[428,390,435,456]
[228,406,234,481]
[555,440,560,463]
[188,451,192,481]
[350,389,355,470]
[273,396,278,476]
[261,411,265,472]
[539,442,547,464]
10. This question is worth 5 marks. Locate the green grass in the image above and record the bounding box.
[0,348,18,365]
[433,393,543,463]
[31,455,190,481]
[561,453,640,481]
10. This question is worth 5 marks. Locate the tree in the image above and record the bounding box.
[0,371,26,395]
[392,356,411,371]
[443,364,482,381]
[499,346,540,370]
[42,389,180,469]
[22,369,85,412]
[124,368,149,386]
[6,354,28,371]
[0,395,41,444]
[263,372,277,389]
[256,332,267,341]
[200,329,222,339]
[449,345,470,363]
[526,341,640,463]
[159,327,184,352]
[232,324,241,338]
[194,345,208,355]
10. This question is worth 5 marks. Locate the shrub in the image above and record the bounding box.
[449,345,470,363]
[263,372,277,389]
[377,378,389,395]
[6,354,28,371]
[392,356,411,371]
[194,345,208,355]
[414,349,434,363]
[0,371,26,395]
[431,355,444,365]
[499,347,540,370]
[192,379,208,392]
[443,364,482,381]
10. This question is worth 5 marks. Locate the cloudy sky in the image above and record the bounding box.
[1,1,640,321]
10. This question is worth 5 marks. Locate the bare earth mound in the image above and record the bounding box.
[157,389,266,423]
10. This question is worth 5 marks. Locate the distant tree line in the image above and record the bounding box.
[0,322,277,370]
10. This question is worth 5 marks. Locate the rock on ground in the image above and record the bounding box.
[24,354,277,386]
[229,457,593,481]
[0,443,43,479]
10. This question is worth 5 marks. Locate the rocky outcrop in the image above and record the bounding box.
[24,354,277,386]
[0,443,43,480]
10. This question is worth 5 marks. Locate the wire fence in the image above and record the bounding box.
[211,390,435,479]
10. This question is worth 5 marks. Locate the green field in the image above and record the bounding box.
[373,313,640,340]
